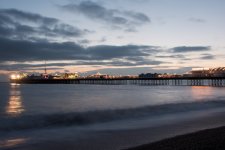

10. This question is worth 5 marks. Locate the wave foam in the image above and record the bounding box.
[1,100,225,131]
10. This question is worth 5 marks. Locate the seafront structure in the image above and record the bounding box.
[9,67,225,86]
[183,67,225,77]
[139,73,181,78]
[10,72,79,80]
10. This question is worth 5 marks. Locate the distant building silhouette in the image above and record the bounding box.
[183,67,225,77]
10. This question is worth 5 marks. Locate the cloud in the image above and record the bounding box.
[0,33,214,72]
[0,63,64,71]
[189,18,206,23]
[123,10,150,23]
[61,1,150,31]
[0,37,84,62]
[156,54,185,59]
[0,32,164,72]
[0,8,89,40]
[86,45,156,59]
[77,39,90,44]
[98,37,107,43]
[0,59,163,72]
[0,8,58,24]
[0,37,160,64]
[200,54,215,60]
[171,46,210,53]
[66,59,162,67]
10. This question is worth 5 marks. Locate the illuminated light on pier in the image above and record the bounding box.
[10,74,21,80]
[10,73,28,80]
[10,74,17,80]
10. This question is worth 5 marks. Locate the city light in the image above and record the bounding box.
[10,74,17,80]
[10,74,21,80]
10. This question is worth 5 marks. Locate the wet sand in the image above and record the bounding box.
[128,126,225,150]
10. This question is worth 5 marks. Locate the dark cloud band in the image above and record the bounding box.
[0,8,89,40]
[0,37,158,62]
[171,46,210,53]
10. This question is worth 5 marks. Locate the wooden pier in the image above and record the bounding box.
[10,77,225,87]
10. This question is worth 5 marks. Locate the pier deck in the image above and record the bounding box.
[10,77,225,87]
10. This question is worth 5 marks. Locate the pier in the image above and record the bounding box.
[10,77,225,87]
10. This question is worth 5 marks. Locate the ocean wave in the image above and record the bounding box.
[1,100,225,131]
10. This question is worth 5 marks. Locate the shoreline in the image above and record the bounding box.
[1,109,225,150]
[127,126,225,150]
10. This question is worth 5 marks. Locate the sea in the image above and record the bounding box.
[0,83,225,150]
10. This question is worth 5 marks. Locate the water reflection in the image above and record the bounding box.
[6,84,24,116]
[191,86,213,101]
[0,138,28,148]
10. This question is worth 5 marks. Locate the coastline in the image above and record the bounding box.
[1,108,225,150]
[127,126,225,150]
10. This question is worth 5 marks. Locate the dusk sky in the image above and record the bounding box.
[0,0,225,80]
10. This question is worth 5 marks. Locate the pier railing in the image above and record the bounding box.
[10,77,225,87]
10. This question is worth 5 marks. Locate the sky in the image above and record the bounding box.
[0,0,225,80]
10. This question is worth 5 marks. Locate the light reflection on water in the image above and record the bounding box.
[6,84,24,116]
[0,138,28,148]
[191,86,213,101]
[1,84,224,116]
